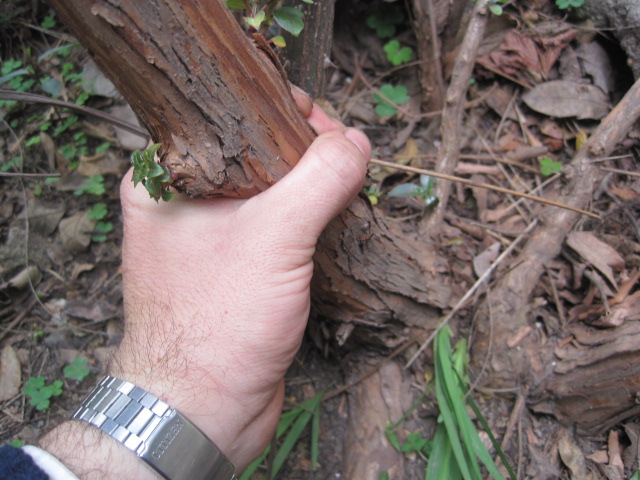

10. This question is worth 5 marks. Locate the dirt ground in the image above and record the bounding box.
[1,0,640,479]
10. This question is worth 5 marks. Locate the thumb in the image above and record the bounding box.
[252,128,371,240]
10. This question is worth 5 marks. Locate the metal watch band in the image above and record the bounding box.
[72,376,236,480]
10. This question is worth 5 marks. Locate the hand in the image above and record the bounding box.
[111,98,371,470]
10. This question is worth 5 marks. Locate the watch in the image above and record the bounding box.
[72,376,236,480]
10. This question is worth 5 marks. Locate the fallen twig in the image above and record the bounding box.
[371,158,600,219]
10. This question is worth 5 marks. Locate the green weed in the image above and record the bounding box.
[372,84,410,117]
[383,40,413,66]
[366,9,404,39]
[24,376,63,411]
[63,357,90,381]
[556,0,584,9]
[240,393,323,479]
[74,174,106,196]
[539,157,562,176]
[387,174,438,207]
[131,143,174,202]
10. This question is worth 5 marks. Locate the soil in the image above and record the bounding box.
[1,1,640,479]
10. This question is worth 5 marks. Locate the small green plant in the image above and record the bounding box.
[8,439,23,448]
[240,393,323,479]
[366,9,404,38]
[87,202,108,220]
[92,221,114,242]
[63,357,91,381]
[539,157,562,176]
[426,326,514,480]
[487,0,509,16]
[387,174,438,207]
[383,40,413,66]
[556,0,584,9]
[24,376,63,411]
[226,0,311,47]
[372,84,411,117]
[131,144,174,202]
[365,186,382,205]
[74,174,106,196]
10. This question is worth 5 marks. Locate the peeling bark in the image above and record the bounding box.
[49,0,451,345]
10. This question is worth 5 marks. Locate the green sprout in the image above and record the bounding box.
[131,143,174,202]
[383,40,413,66]
[74,174,106,196]
[24,376,63,411]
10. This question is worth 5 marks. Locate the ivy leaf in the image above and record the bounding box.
[274,7,304,36]
[372,84,410,116]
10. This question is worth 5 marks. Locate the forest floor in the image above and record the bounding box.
[1,0,639,479]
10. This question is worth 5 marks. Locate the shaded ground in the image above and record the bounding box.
[1,0,640,479]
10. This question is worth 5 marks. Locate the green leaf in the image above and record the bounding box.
[384,422,402,451]
[24,376,63,411]
[74,175,105,196]
[271,35,287,48]
[225,0,245,9]
[383,40,413,66]
[372,84,410,117]
[63,357,90,381]
[489,4,503,15]
[539,157,562,176]
[274,7,304,36]
[41,16,56,29]
[244,10,265,30]
[87,202,108,220]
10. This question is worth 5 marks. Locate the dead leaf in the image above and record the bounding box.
[70,263,95,281]
[604,290,640,327]
[473,242,501,278]
[0,266,41,290]
[608,430,625,477]
[558,432,596,480]
[567,232,625,289]
[58,212,96,253]
[477,28,576,86]
[64,297,119,323]
[522,81,609,119]
[108,105,149,151]
[27,198,66,235]
[0,345,22,401]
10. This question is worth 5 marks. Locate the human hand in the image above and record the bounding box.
[112,96,371,470]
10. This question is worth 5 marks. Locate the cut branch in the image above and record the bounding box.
[49,0,450,345]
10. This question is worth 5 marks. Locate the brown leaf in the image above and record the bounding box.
[58,212,96,253]
[567,232,625,289]
[558,432,596,480]
[0,345,22,401]
[522,81,609,119]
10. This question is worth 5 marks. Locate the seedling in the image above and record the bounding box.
[539,157,562,176]
[131,143,174,202]
[366,9,404,38]
[365,186,382,205]
[24,376,63,411]
[487,0,509,16]
[556,0,584,9]
[87,202,108,220]
[74,174,106,196]
[383,40,413,66]
[63,357,91,381]
[227,0,310,47]
[387,174,438,207]
[372,84,411,117]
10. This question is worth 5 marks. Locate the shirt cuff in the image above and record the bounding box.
[22,445,80,480]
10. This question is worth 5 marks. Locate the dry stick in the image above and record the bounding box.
[405,219,538,369]
[478,76,640,381]
[371,158,600,219]
[425,0,492,231]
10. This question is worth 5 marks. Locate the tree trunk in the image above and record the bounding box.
[48,0,451,346]
[281,0,336,98]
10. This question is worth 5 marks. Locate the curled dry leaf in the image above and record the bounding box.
[567,232,625,289]
[522,80,610,119]
[0,345,22,402]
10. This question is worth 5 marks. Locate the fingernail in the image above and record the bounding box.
[344,128,371,161]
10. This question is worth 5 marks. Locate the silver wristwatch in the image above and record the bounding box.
[72,376,236,480]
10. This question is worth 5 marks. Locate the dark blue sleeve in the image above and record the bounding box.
[0,445,49,480]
